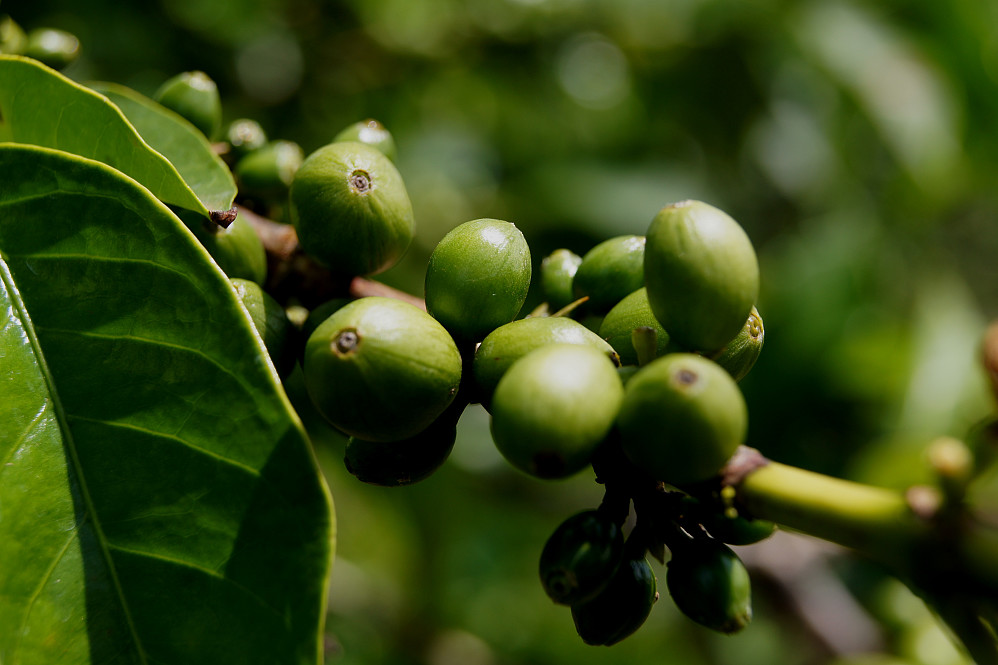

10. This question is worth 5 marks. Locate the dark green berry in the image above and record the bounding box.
[344,397,466,486]
[540,510,624,605]
[571,555,658,646]
[666,539,752,634]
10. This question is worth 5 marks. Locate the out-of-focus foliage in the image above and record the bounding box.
[9,0,998,662]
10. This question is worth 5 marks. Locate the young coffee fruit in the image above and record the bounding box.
[343,397,467,486]
[573,235,646,313]
[198,215,267,285]
[539,509,624,605]
[644,200,759,354]
[712,306,764,382]
[298,297,352,363]
[154,71,222,140]
[1,16,27,55]
[666,539,752,634]
[424,218,531,346]
[290,141,414,277]
[598,287,673,366]
[473,316,619,405]
[235,140,304,203]
[334,118,397,162]
[24,28,79,69]
[231,278,296,379]
[489,344,623,479]
[571,554,658,646]
[540,248,582,311]
[225,118,268,162]
[616,353,747,488]
[303,297,462,442]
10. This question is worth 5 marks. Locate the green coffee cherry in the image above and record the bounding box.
[231,278,296,379]
[0,16,27,55]
[235,140,304,202]
[540,248,582,311]
[712,306,764,382]
[489,344,623,479]
[644,200,759,354]
[425,218,531,345]
[666,539,752,634]
[23,28,79,69]
[573,235,646,313]
[225,118,268,162]
[616,353,747,487]
[333,118,397,162]
[539,510,624,605]
[571,554,658,646]
[598,288,673,366]
[298,297,352,362]
[199,214,267,285]
[303,297,462,442]
[473,316,619,405]
[290,141,414,277]
[344,397,466,486]
[154,71,222,140]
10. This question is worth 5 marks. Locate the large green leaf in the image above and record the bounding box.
[0,55,211,218]
[88,81,236,213]
[0,143,334,664]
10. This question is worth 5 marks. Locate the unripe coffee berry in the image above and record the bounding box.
[644,200,759,353]
[303,297,461,442]
[616,353,747,487]
[489,344,623,479]
[425,218,531,345]
[290,141,414,277]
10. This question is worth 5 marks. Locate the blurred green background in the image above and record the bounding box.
[8,0,998,662]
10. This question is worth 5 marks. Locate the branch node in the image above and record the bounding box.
[721,445,770,487]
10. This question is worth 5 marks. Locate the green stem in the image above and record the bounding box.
[728,452,998,597]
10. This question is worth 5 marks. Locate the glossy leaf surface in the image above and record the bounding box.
[0,144,333,665]
[0,55,210,217]
[88,81,236,213]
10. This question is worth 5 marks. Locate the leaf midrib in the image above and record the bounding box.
[0,255,150,665]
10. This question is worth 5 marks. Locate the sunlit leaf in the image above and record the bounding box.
[0,55,211,217]
[88,81,236,213]
[0,143,333,665]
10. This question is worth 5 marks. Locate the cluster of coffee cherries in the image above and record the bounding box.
[283,158,773,642]
[154,67,775,644]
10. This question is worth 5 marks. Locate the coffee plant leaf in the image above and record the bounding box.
[89,81,237,213]
[0,144,334,665]
[0,55,211,219]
